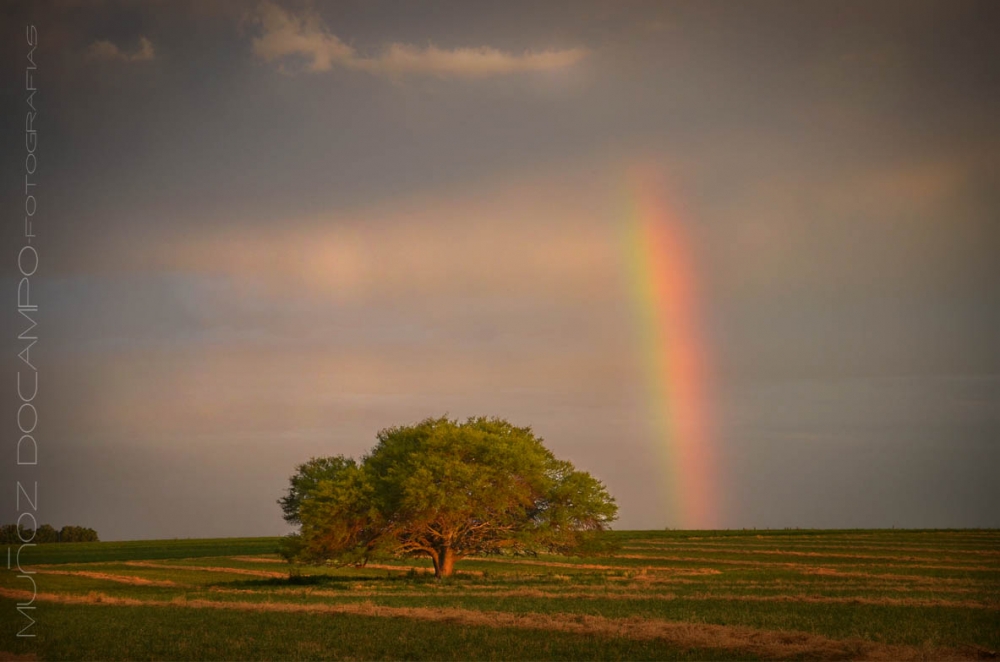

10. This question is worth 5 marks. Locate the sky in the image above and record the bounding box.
[1,0,998,540]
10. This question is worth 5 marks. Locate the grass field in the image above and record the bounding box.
[2,530,998,660]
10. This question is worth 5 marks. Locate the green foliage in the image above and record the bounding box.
[278,456,359,525]
[59,525,100,542]
[34,523,59,543]
[0,523,22,544]
[0,523,98,544]
[282,416,618,575]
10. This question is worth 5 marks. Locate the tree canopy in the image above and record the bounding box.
[279,416,618,577]
[0,524,98,544]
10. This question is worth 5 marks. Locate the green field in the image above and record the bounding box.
[11,537,281,566]
[2,530,998,660]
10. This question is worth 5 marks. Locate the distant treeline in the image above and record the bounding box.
[1,524,99,544]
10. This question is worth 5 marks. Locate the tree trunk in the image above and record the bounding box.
[441,548,456,577]
[430,553,440,577]
[433,548,456,578]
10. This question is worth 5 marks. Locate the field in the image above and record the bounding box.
[2,530,998,660]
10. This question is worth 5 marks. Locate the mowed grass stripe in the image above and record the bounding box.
[610,549,999,571]
[607,554,1000,575]
[0,599,757,662]
[623,543,1000,560]
[617,530,999,539]
[615,533,1000,551]
[196,585,999,610]
[626,538,1000,549]
[18,537,281,565]
[623,540,1000,562]
[0,589,982,661]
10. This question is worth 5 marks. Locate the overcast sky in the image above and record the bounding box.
[1,0,998,540]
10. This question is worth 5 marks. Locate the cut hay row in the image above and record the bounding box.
[123,561,286,579]
[466,557,724,574]
[229,556,286,564]
[33,569,180,587]
[799,567,990,585]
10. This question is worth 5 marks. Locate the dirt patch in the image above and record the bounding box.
[35,569,179,587]
[0,587,985,661]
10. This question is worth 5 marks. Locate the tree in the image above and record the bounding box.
[0,524,22,544]
[34,524,59,543]
[58,525,99,543]
[280,416,618,577]
[278,456,359,526]
[0,523,99,543]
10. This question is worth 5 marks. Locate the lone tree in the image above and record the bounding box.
[279,416,618,578]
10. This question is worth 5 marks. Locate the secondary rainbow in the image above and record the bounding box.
[623,171,718,529]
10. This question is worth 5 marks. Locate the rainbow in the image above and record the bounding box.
[623,170,719,529]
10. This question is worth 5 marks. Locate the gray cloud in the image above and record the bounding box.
[249,1,587,77]
[86,36,155,62]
